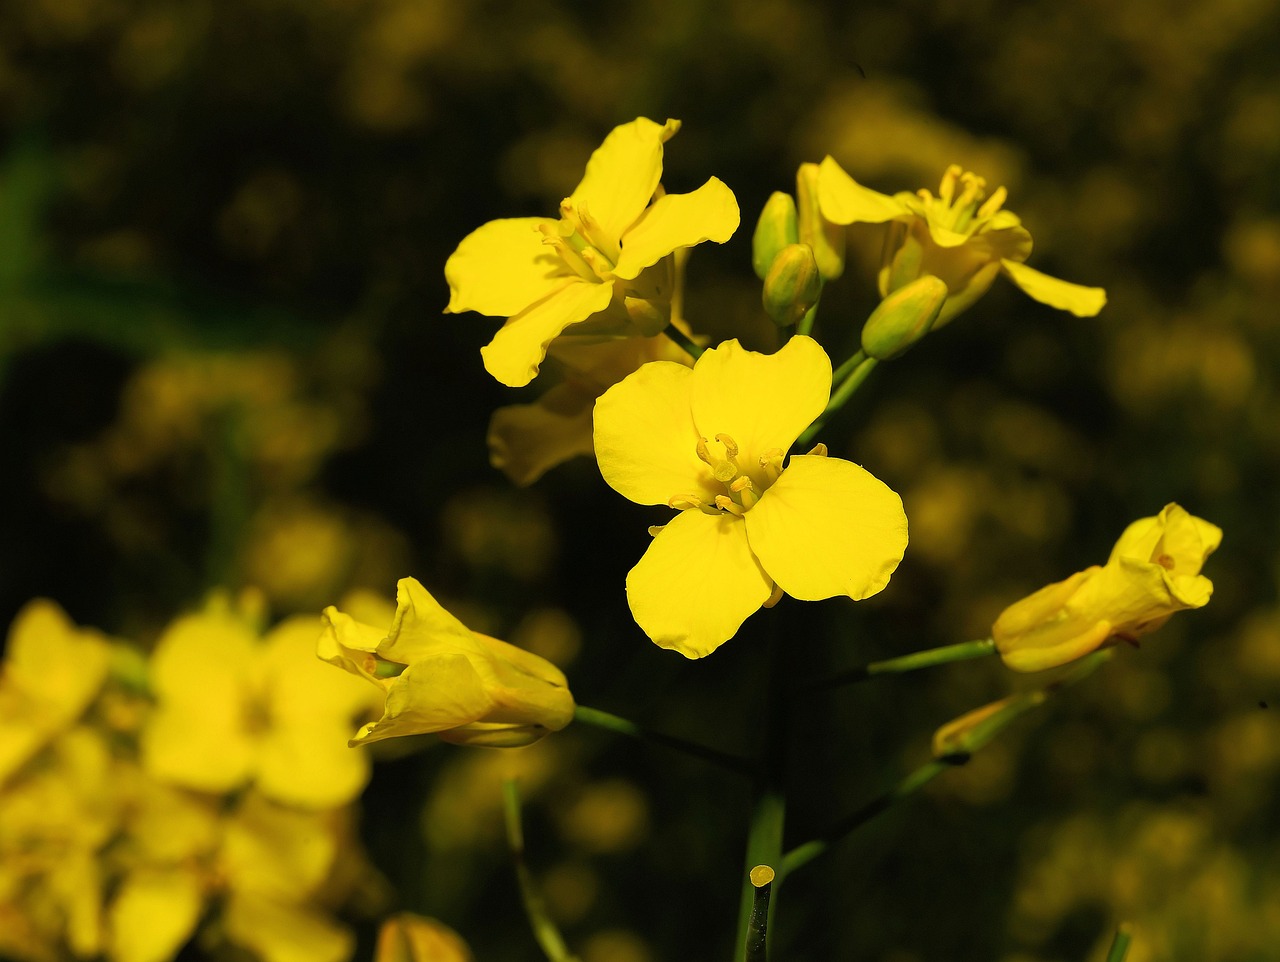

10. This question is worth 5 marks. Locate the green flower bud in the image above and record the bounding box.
[762,243,822,328]
[796,162,846,280]
[860,274,948,360]
[752,191,799,280]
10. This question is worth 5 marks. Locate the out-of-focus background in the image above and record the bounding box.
[2,1,1278,960]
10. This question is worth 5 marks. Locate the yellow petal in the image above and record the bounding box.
[1108,503,1221,575]
[375,914,474,962]
[444,217,566,316]
[265,616,381,721]
[351,654,493,745]
[222,794,340,896]
[570,117,680,245]
[594,359,715,506]
[487,383,597,487]
[385,578,486,663]
[816,156,908,225]
[107,869,203,962]
[223,896,353,962]
[481,279,616,387]
[745,455,908,601]
[1000,259,1106,316]
[612,177,740,280]
[690,336,831,486]
[998,618,1113,673]
[256,721,371,809]
[625,509,772,658]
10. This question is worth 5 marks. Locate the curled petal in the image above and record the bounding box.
[444,217,566,316]
[746,455,908,601]
[384,578,484,663]
[1000,259,1106,316]
[481,280,616,387]
[571,117,681,247]
[350,654,494,746]
[626,510,772,658]
[613,177,740,280]
[816,156,909,225]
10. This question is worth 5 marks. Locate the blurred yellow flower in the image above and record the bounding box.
[320,578,575,747]
[141,595,379,807]
[0,600,113,784]
[817,158,1106,326]
[593,335,908,658]
[994,503,1221,672]
[445,117,739,387]
[374,913,472,962]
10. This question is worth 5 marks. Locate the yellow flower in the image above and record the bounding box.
[374,914,472,962]
[993,503,1221,672]
[817,158,1106,327]
[444,117,739,387]
[140,594,379,807]
[593,335,909,658]
[319,578,575,747]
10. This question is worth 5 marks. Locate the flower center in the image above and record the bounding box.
[918,165,1007,235]
[537,197,617,283]
[667,434,785,517]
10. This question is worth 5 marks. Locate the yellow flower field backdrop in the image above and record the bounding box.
[1,1,1277,961]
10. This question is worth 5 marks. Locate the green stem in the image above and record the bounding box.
[573,705,755,778]
[743,866,775,962]
[778,759,956,880]
[795,302,818,337]
[803,638,998,692]
[831,348,867,385]
[662,322,703,361]
[502,779,578,962]
[797,355,878,448]
[1104,923,1133,962]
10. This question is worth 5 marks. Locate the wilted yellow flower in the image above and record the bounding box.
[141,595,379,807]
[374,914,472,962]
[319,578,575,747]
[593,335,908,658]
[994,503,1221,672]
[0,600,113,784]
[817,158,1106,326]
[445,117,739,387]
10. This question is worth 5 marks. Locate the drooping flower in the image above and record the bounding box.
[444,117,740,387]
[319,578,575,747]
[993,503,1221,672]
[593,335,909,658]
[817,158,1106,327]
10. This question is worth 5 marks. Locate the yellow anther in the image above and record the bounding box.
[938,165,962,203]
[715,433,739,459]
[696,437,714,465]
[805,442,828,457]
[714,495,745,516]
[669,495,705,511]
[729,475,753,493]
[759,447,785,482]
[976,185,1007,220]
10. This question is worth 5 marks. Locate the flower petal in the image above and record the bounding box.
[1000,259,1107,316]
[612,177,740,280]
[690,336,831,485]
[223,896,353,962]
[570,117,680,245]
[444,217,567,316]
[816,156,909,225]
[627,509,772,658]
[481,280,615,387]
[351,654,494,746]
[487,383,597,487]
[383,578,485,663]
[746,455,908,601]
[108,869,204,962]
[594,359,716,506]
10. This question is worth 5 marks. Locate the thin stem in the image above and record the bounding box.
[778,759,956,880]
[1104,923,1133,962]
[743,866,775,962]
[662,322,703,361]
[502,779,578,962]
[802,638,998,693]
[574,705,755,778]
[797,355,878,448]
[795,302,818,337]
[832,348,867,385]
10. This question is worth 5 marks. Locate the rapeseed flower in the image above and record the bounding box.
[319,578,575,747]
[993,503,1221,672]
[817,158,1106,326]
[445,117,739,387]
[593,335,908,658]
[374,914,472,962]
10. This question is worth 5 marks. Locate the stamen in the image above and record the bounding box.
[938,165,962,204]
[715,433,739,459]
[696,437,714,465]
[976,185,1007,220]
[669,495,706,511]
[759,447,785,482]
[714,495,745,517]
[728,475,753,493]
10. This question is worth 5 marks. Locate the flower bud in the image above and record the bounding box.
[931,692,1045,761]
[860,275,948,360]
[762,243,822,328]
[796,162,846,280]
[375,914,472,962]
[752,191,799,280]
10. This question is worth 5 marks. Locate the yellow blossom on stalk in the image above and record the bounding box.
[140,594,379,808]
[319,578,575,747]
[994,503,1221,672]
[444,117,740,387]
[593,335,908,658]
[374,914,473,962]
[817,158,1106,327]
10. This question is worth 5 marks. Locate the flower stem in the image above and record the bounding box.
[1105,923,1133,962]
[832,348,867,385]
[502,779,578,962]
[662,322,704,360]
[796,302,818,337]
[801,638,998,692]
[797,354,878,448]
[743,866,775,962]
[573,705,755,778]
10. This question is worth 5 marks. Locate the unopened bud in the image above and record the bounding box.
[624,295,669,336]
[860,274,948,360]
[375,914,473,962]
[931,692,1045,762]
[752,192,799,280]
[796,162,846,280]
[762,243,822,328]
